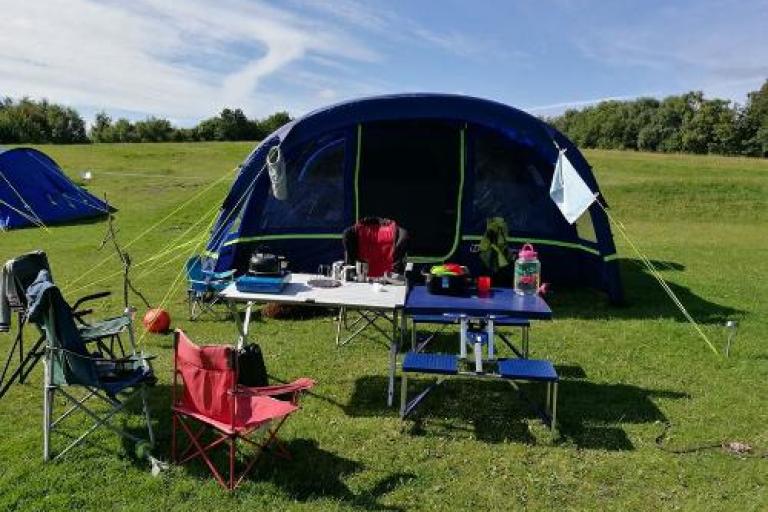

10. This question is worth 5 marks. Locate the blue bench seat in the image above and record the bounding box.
[402,352,459,375]
[498,358,558,382]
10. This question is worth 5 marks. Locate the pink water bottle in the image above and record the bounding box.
[514,243,540,296]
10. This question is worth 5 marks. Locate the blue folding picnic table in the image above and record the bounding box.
[399,286,559,430]
[405,285,552,359]
[405,285,552,320]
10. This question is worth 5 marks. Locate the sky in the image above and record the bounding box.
[2,0,767,126]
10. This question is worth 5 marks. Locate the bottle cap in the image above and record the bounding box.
[518,243,537,260]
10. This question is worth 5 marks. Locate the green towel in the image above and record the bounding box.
[478,217,510,273]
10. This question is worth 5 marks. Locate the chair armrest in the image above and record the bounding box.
[72,291,111,312]
[49,347,150,366]
[238,377,315,397]
[212,269,235,279]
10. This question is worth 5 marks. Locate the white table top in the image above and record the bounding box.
[220,273,407,310]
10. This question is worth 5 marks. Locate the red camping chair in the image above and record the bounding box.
[337,218,409,346]
[342,217,408,278]
[171,329,315,491]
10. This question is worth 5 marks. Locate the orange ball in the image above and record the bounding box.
[142,308,171,334]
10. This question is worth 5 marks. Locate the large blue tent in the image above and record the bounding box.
[0,147,109,230]
[204,94,623,303]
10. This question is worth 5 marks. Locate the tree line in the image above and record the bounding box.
[548,79,768,157]
[3,80,767,156]
[0,98,291,144]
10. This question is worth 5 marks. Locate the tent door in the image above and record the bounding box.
[355,121,464,261]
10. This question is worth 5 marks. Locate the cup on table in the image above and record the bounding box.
[477,276,492,296]
[372,282,383,293]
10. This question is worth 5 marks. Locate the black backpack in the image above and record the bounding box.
[237,343,268,387]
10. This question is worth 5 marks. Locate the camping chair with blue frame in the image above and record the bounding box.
[1,251,136,401]
[25,270,156,462]
[186,255,235,321]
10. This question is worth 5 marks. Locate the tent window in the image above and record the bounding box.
[471,128,569,237]
[259,138,346,230]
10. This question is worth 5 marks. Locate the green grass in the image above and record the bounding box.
[1,143,766,510]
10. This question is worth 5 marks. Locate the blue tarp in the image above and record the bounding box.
[204,94,623,303]
[0,147,109,230]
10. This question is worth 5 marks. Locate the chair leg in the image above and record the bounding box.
[141,385,155,446]
[43,388,53,462]
[42,348,53,462]
[229,437,236,491]
[171,414,178,463]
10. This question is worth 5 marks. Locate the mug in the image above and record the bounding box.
[355,261,369,282]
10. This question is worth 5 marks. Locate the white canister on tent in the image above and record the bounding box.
[266,146,288,200]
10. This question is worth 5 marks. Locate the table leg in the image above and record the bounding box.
[459,316,467,359]
[522,325,530,359]
[387,309,399,407]
[400,309,407,347]
[487,317,495,360]
[474,339,483,373]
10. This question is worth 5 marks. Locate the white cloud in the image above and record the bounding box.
[525,94,660,115]
[0,0,383,123]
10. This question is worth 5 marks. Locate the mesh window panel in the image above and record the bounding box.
[470,127,570,237]
[259,137,346,230]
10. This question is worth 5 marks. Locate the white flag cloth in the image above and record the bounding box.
[549,149,598,224]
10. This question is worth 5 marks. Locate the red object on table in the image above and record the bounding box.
[477,276,492,295]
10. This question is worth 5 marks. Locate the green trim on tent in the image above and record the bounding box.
[206,237,617,263]
[354,123,362,221]
[222,233,343,247]
[462,235,605,257]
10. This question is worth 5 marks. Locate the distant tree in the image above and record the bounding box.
[89,111,113,142]
[740,79,768,157]
[215,108,256,140]
[135,117,174,142]
[0,97,88,143]
[257,111,291,137]
[110,118,139,142]
[549,88,763,157]
[196,117,219,141]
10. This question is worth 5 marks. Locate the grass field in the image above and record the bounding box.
[1,142,766,511]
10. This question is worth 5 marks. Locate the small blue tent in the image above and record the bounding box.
[0,147,109,230]
[204,94,623,303]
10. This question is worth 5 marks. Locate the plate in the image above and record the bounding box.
[307,279,342,288]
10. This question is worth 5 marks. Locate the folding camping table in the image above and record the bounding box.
[399,286,556,424]
[404,285,551,356]
[219,273,408,406]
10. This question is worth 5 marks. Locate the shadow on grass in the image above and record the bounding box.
[551,258,743,324]
[344,371,688,451]
[249,439,414,510]
[117,385,412,508]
